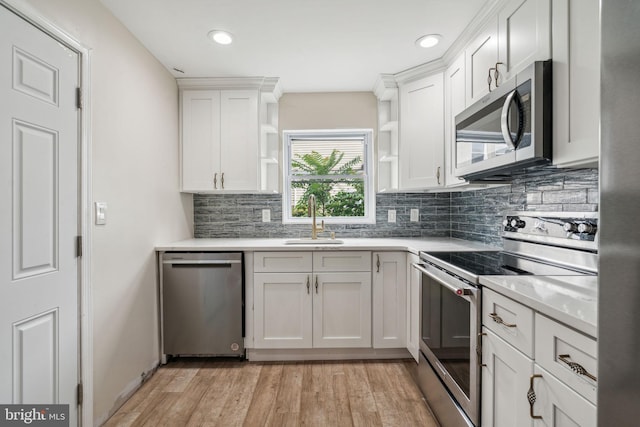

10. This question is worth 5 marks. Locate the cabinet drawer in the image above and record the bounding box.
[535,314,597,404]
[254,252,312,272]
[483,288,534,357]
[313,251,371,272]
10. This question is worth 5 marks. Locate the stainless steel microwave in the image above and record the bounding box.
[454,60,552,181]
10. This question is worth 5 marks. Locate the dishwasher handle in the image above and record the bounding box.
[162,259,242,266]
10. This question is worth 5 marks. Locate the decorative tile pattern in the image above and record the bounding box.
[194,167,599,247]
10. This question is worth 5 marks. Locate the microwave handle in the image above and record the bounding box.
[501,89,520,150]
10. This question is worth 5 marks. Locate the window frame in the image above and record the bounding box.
[282,129,375,225]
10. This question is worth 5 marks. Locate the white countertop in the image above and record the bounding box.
[480,275,598,338]
[155,237,498,254]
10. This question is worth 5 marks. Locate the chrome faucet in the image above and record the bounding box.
[308,194,325,239]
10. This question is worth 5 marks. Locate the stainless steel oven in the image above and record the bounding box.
[411,211,598,427]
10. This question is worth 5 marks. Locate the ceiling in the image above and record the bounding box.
[100,0,487,93]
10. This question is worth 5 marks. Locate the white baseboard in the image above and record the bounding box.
[246,348,411,362]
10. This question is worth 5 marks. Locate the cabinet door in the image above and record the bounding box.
[532,365,597,427]
[482,328,534,427]
[313,272,372,348]
[498,0,551,82]
[406,254,420,362]
[465,18,498,105]
[372,252,407,348]
[399,73,444,189]
[444,54,468,187]
[254,272,312,349]
[181,90,221,191]
[220,90,259,190]
[551,0,600,168]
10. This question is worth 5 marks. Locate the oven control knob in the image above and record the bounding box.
[563,222,578,232]
[510,218,526,229]
[577,223,597,235]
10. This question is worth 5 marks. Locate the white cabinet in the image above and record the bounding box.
[482,328,534,427]
[406,253,420,362]
[313,272,371,348]
[497,0,551,82]
[180,89,258,192]
[253,251,371,349]
[444,53,468,187]
[399,73,444,189]
[465,17,499,105]
[551,0,600,168]
[482,288,598,426]
[372,252,407,348]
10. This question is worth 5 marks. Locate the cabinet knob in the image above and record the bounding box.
[214,173,217,189]
[436,167,441,185]
[221,172,225,189]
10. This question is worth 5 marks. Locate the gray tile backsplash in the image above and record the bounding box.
[194,167,599,247]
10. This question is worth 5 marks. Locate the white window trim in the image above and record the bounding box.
[282,129,376,224]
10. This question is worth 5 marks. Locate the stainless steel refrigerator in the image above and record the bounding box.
[599,0,640,423]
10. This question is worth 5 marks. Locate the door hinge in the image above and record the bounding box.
[76,235,83,258]
[76,87,83,109]
[77,383,83,406]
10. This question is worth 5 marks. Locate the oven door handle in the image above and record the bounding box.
[412,262,473,296]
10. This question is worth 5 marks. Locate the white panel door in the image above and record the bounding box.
[220,90,258,191]
[482,329,534,427]
[444,53,467,187]
[372,252,406,348]
[0,5,79,424]
[313,272,371,348]
[254,273,312,348]
[399,73,444,190]
[181,90,221,191]
[465,18,498,105]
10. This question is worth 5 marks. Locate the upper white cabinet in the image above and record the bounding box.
[465,17,499,106]
[444,54,468,188]
[551,0,600,168]
[178,78,280,193]
[497,0,551,82]
[399,73,445,190]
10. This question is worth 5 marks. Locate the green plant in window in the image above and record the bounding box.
[291,150,363,217]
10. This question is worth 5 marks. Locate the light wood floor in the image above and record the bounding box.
[104,358,439,427]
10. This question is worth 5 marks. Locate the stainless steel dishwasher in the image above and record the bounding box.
[161,252,244,359]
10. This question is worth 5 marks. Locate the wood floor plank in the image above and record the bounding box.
[105,359,440,427]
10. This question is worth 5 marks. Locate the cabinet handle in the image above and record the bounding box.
[558,354,597,381]
[436,166,441,185]
[315,276,318,294]
[306,276,310,294]
[494,62,504,88]
[221,172,225,189]
[214,173,218,189]
[487,67,496,92]
[527,374,543,419]
[376,254,380,273]
[489,312,517,328]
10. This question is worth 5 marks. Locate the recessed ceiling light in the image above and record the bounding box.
[208,30,233,45]
[416,34,441,48]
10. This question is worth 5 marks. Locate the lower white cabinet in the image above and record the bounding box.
[253,251,372,349]
[406,253,420,362]
[482,289,598,426]
[372,252,407,348]
[482,328,534,427]
[313,272,371,348]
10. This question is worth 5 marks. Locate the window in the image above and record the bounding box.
[283,129,375,224]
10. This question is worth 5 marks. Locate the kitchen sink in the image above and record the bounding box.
[284,238,344,245]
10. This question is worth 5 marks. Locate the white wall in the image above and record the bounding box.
[14,0,193,423]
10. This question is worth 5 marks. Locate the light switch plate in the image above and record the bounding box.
[95,202,107,225]
[410,209,419,222]
[262,209,271,222]
[388,209,396,223]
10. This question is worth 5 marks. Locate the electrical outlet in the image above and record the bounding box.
[388,209,396,223]
[262,209,271,222]
[95,202,107,225]
[410,208,419,222]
